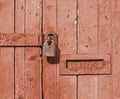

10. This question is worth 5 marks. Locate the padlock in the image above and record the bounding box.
[43,31,57,57]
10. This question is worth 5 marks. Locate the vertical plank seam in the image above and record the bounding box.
[14,47,16,99]
[76,0,79,99]
[41,0,44,99]
[14,0,16,98]
[41,54,44,99]
[56,0,59,99]
[97,0,99,99]
[39,0,42,98]
[97,0,100,55]
[41,0,43,34]
[55,1,57,98]
[76,0,79,55]
[76,76,78,99]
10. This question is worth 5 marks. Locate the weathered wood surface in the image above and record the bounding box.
[1,0,120,99]
[0,33,42,46]
[78,0,99,99]
[98,0,112,98]
[43,0,57,99]
[57,0,77,99]
[25,0,42,98]
[0,0,14,98]
[112,0,120,99]
[15,0,25,98]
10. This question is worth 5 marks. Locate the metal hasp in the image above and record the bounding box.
[43,31,58,57]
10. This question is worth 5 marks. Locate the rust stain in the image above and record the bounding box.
[21,6,24,10]
[18,95,24,99]
[67,14,70,18]
[29,77,33,82]
[105,15,108,20]
[36,13,39,16]
[28,55,38,61]
[47,5,53,10]
[85,45,88,48]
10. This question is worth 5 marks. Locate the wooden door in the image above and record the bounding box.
[0,0,42,99]
[42,0,119,99]
[0,0,120,99]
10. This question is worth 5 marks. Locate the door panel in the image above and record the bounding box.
[0,0,14,98]
[24,48,41,99]
[78,0,99,99]
[25,0,42,98]
[43,0,57,99]
[112,0,120,98]
[0,0,42,99]
[57,0,77,99]
[98,0,112,99]
[0,48,14,99]
[1,0,120,99]
[15,1,25,98]
[78,0,98,54]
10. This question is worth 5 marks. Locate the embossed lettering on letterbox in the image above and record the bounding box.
[66,59,104,72]
[60,55,111,75]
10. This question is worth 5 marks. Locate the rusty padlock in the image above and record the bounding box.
[43,31,58,57]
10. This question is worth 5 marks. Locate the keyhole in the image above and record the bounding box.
[47,40,52,45]
[47,34,53,45]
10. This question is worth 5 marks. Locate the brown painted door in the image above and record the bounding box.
[0,0,42,99]
[0,0,120,99]
[43,0,112,99]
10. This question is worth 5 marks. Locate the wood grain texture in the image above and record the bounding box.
[43,0,57,99]
[78,76,98,99]
[0,33,42,47]
[57,0,77,99]
[25,48,41,99]
[112,0,120,98]
[0,0,14,98]
[25,0,41,98]
[78,0,98,54]
[78,0,99,99]
[98,0,111,54]
[98,0,112,99]
[15,0,25,99]
[15,48,25,99]
[0,48,14,99]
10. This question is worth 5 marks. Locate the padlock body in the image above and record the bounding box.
[43,40,57,57]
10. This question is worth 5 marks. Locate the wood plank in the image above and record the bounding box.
[57,0,77,99]
[98,0,112,99]
[25,0,41,99]
[15,48,25,99]
[0,0,14,98]
[98,0,111,54]
[78,0,98,54]
[78,76,98,99]
[0,48,14,99]
[112,0,120,98]
[0,33,42,47]
[25,48,41,99]
[43,0,57,99]
[78,0,99,99]
[15,0,25,99]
